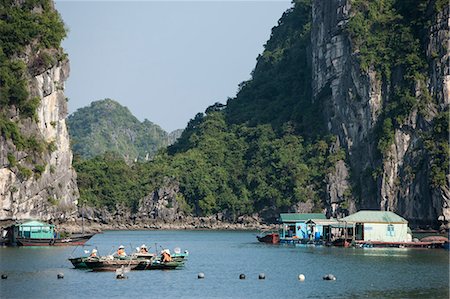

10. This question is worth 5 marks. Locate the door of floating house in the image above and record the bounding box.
[355,223,364,240]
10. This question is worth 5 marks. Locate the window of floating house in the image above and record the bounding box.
[387,224,395,236]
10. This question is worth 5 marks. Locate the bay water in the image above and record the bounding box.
[0,230,448,298]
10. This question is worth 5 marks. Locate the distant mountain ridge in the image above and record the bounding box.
[67,99,181,162]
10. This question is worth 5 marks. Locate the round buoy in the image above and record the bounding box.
[198,272,205,279]
[1,274,7,280]
[116,274,127,279]
[298,274,305,281]
[323,274,336,281]
[57,273,64,279]
[258,273,265,280]
[239,274,246,280]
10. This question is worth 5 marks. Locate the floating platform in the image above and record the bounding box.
[355,240,447,249]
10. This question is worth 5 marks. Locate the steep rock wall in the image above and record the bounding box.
[312,0,449,227]
[0,58,78,221]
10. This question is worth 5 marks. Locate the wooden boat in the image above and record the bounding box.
[83,250,188,271]
[257,231,280,244]
[69,256,100,269]
[144,259,185,270]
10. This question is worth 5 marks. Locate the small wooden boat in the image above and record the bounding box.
[83,250,188,271]
[257,231,280,244]
[145,259,185,270]
[69,256,101,269]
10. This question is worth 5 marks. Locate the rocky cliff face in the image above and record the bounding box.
[0,60,78,222]
[0,2,78,222]
[312,0,449,227]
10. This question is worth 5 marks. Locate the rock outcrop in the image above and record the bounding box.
[312,0,449,227]
[0,1,78,222]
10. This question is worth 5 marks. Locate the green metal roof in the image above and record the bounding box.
[17,220,54,228]
[341,211,408,224]
[279,213,326,223]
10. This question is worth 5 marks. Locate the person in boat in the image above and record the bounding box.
[89,249,98,257]
[139,244,148,254]
[117,245,127,257]
[161,249,172,262]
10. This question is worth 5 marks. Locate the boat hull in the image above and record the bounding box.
[85,258,151,272]
[257,233,280,244]
[16,234,94,246]
[83,253,188,271]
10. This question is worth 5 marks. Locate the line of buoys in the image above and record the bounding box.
[57,273,64,279]
[193,273,336,281]
[1,274,7,280]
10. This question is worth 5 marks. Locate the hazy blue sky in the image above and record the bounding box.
[55,1,292,132]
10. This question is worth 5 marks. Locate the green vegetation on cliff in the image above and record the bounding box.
[0,0,66,116]
[348,0,448,187]
[0,0,66,176]
[67,99,180,162]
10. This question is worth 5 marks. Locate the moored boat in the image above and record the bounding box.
[85,256,153,272]
[69,256,98,269]
[256,231,280,244]
[81,248,188,271]
[6,220,95,246]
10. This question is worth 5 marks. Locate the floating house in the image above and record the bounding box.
[16,220,55,239]
[341,210,412,243]
[279,213,327,243]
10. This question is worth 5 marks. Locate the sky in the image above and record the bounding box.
[55,0,292,132]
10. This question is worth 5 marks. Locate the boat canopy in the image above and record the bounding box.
[16,220,54,239]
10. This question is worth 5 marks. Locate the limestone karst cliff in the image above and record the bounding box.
[312,0,449,226]
[0,0,78,222]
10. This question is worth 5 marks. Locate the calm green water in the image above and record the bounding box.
[0,230,448,298]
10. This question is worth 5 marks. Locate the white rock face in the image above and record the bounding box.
[0,59,79,221]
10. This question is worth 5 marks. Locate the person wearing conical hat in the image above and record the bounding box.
[161,248,172,262]
[89,248,98,257]
[117,245,127,257]
[139,244,148,254]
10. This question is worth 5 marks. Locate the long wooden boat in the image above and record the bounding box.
[82,252,188,271]
[16,233,95,246]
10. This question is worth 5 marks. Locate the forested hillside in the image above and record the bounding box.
[67,99,180,163]
[74,0,449,226]
[73,0,347,221]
